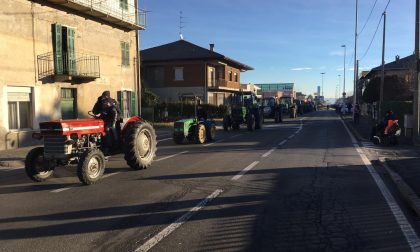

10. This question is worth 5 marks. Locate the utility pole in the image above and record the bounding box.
[414,0,420,143]
[379,11,387,120]
[341,45,346,98]
[353,0,358,122]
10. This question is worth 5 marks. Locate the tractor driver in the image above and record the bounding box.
[92,91,121,153]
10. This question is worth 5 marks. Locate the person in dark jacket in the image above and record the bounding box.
[92,91,121,153]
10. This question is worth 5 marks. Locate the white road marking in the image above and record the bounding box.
[135,189,224,252]
[262,147,276,158]
[278,139,287,146]
[229,134,243,139]
[231,161,260,181]
[157,137,172,143]
[155,151,189,162]
[288,134,295,140]
[203,139,224,147]
[102,172,121,179]
[341,119,420,251]
[51,187,71,193]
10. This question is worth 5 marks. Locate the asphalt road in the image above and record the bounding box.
[1,110,420,252]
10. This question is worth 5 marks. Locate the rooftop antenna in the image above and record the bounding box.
[179,11,186,40]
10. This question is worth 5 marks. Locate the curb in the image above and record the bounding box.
[378,157,420,217]
[0,160,25,169]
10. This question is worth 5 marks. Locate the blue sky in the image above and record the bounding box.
[139,0,415,99]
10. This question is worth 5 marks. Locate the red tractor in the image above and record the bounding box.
[25,114,157,185]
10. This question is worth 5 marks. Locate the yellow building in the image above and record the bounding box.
[0,0,146,150]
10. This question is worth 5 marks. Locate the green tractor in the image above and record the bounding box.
[262,96,283,123]
[223,91,263,131]
[173,96,216,144]
[280,96,298,118]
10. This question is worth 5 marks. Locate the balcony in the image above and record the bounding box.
[44,0,147,30]
[208,79,240,91]
[37,52,100,80]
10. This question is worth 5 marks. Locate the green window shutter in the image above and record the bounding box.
[117,91,124,117]
[125,43,130,66]
[53,24,63,74]
[130,91,137,116]
[121,42,125,66]
[67,28,76,75]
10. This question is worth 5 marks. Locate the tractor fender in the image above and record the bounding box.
[121,116,142,138]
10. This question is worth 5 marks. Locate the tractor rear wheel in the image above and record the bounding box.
[195,124,206,144]
[25,147,54,182]
[124,121,157,170]
[206,124,216,141]
[223,115,231,131]
[247,114,255,131]
[77,149,105,185]
[232,122,240,130]
[274,111,280,123]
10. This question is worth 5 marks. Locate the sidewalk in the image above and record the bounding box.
[342,113,420,216]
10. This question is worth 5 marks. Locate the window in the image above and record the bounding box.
[229,71,232,81]
[234,72,238,82]
[7,88,32,130]
[174,67,184,81]
[121,42,130,67]
[117,90,137,118]
[120,0,128,10]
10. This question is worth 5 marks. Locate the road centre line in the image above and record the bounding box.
[157,137,172,143]
[231,161,260,181]
[262,147,276,158]
[229,134,243,139]
[155,151,189,162]
[278,139,287,146]
[135,189,224,252]
[51,187,71,193]
[341,118,420,251]
[103,172,121,179]
[203,139,224,147]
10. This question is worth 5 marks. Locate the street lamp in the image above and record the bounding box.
[321,72,325,100]
[341,45,346,98]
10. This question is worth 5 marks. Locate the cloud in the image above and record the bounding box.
[291,67,312,71]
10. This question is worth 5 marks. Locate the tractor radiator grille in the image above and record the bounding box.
[44,136,71,158]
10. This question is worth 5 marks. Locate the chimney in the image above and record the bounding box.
[209,43,215,51]
[396,55,400,61]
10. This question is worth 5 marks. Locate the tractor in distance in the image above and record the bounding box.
[25,113,157,185]
[261,96,283,123]
[173,94,216,144]
[280,96,298,118]
[223,90,263,131]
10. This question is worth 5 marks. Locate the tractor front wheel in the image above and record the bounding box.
[124,121,157,170]
[25,147,54,182]
[195,124,206,144]
[77,149,106,185]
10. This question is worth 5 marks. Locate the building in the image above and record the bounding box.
[141,40,253,106]
[240,83,262,98]
[317,86,321,97]
[0,0,146,150]
[255,83,295,98]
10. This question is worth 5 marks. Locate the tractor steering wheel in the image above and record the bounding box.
[88,111,100,119]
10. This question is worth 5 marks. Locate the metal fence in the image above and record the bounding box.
[37,52,100,79]
[69,0,147,27]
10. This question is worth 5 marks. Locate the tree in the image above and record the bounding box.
[362,75,413,103]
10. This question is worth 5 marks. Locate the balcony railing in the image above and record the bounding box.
[209,79,240,90]
[45,0,147,30]
[37,52,100,80]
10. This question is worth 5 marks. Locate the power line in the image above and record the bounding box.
[358,0,378,36]
[359,0,391,61]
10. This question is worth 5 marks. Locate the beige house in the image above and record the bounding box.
[0,0,146,150]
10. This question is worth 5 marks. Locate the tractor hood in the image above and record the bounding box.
[39,119,105,136]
